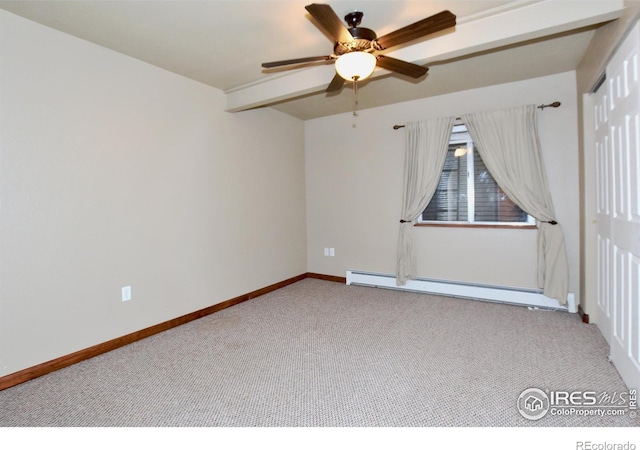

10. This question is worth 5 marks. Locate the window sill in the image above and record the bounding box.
[415,222,537,230]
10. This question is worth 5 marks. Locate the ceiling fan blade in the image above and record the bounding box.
[262,55,334,68]
[376,55,428,78]
[326,73,345,92]
[376,10,456,49]
[305,3,354,43]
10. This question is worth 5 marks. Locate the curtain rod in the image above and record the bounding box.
[392,101,561,130]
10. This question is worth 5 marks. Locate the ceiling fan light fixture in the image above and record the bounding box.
[335,51,376,81]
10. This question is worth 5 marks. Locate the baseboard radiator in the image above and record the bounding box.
[346,271,577,313]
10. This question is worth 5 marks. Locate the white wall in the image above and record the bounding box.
[0,10,306,377]
[306,71,579,298]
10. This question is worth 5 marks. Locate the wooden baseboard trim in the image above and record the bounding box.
[306,272,347,284]
[578,304,590,324]
[0,272,308,391]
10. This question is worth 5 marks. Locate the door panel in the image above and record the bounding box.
[602,22,640,391]
[595,75,612,342]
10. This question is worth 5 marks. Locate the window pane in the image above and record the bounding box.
[420,124,530,225]
[473,148,528,222]
[422,144,468,221]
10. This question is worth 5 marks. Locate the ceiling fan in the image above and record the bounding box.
[261,3,457,92]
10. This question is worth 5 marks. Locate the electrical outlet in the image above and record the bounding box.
[121,286,132,302]
[324,247,330,256]
[329,248,335,257]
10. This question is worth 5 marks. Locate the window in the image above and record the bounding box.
[419,124,534,226]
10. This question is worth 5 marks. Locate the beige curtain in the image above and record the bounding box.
[461,105,569,303]
[396,116,456,285]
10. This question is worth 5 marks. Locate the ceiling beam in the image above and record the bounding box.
[225,0,624,113]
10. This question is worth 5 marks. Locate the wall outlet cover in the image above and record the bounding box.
[122,286,132,302]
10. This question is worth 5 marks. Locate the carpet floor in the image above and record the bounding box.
[0,279,637,427]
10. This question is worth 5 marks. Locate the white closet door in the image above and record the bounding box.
[596,22,640,391]
[594,71,611,344]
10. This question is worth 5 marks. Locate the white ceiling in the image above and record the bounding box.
[0,1,625,120]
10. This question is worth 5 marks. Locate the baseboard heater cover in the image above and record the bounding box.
[346,271,577,313]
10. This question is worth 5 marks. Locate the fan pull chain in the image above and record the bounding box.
[352,79,358,126]
[353,76,359,116]
[351,76,360,127]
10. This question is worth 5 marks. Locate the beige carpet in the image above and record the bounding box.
[0,279,636,427]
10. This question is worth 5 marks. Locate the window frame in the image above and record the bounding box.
[416,124,536,229]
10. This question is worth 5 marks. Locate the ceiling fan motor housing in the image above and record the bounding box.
[334,10,378,56]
